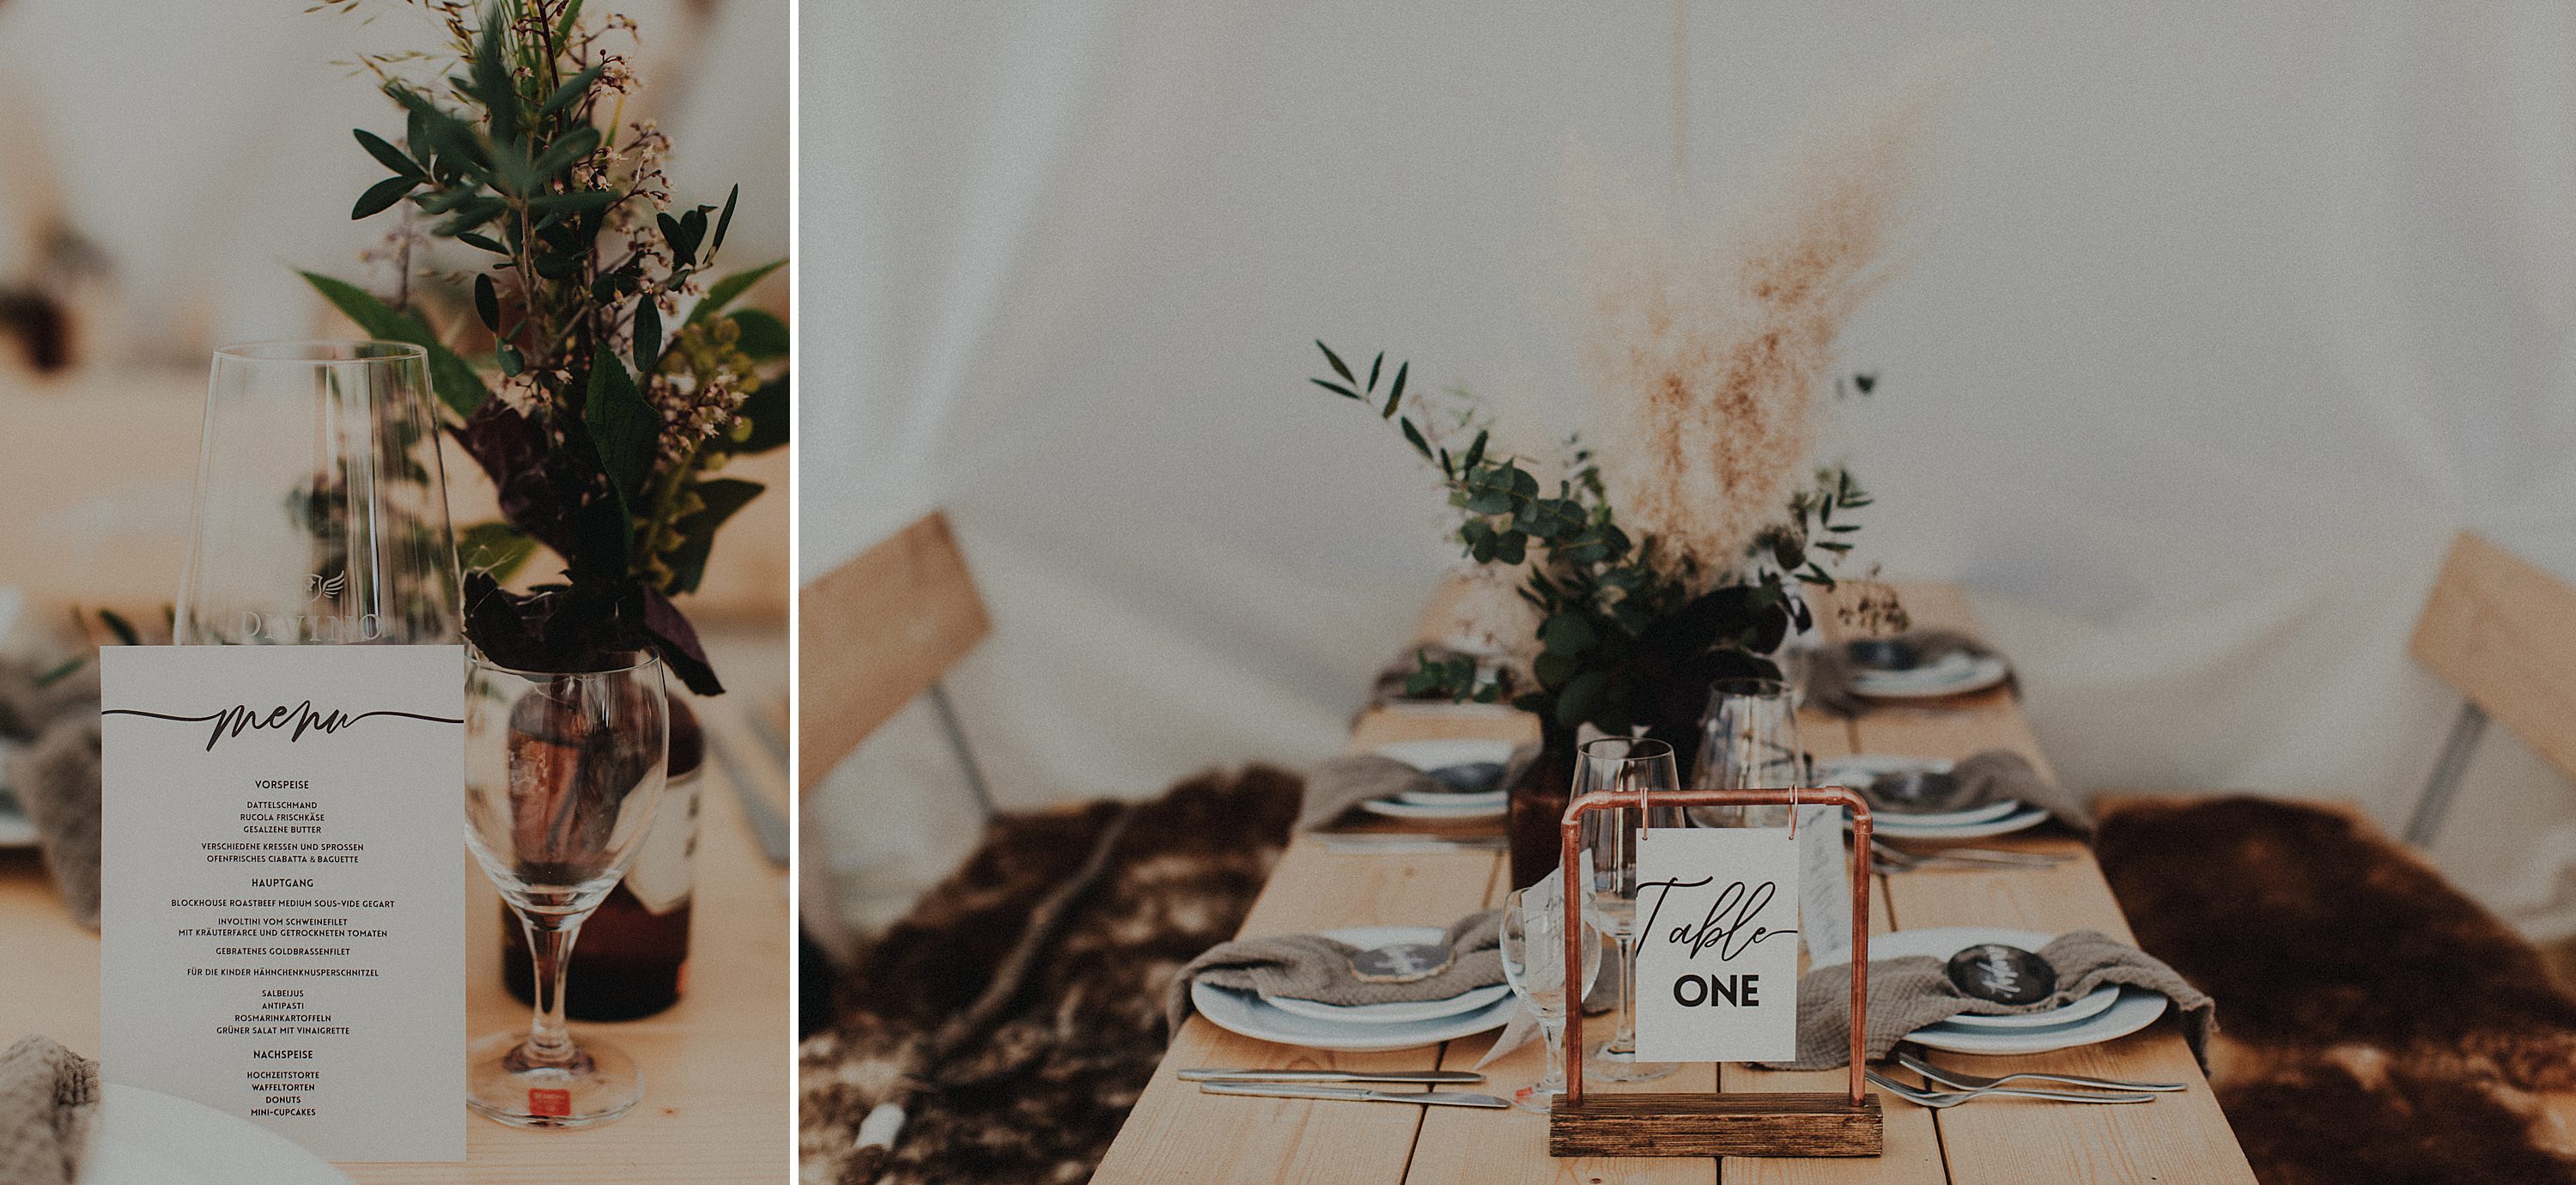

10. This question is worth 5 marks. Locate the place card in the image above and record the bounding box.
[100,646,465,1163]
[1631,827,1801,1062]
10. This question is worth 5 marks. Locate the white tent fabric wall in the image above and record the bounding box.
[0,0,787,359]
[801,2,2576,938]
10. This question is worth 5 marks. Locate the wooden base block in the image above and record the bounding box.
[1547,1092,1883,1158]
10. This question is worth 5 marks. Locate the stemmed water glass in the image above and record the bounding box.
[176,341,459,645]
[1574,735,1682,1083]
[1498,884,1602,1113]
[464,650,669,1127]
[1691,678,1806,827]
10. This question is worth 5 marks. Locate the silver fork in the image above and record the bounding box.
[1869,840,2069,872]
[1895,1050,2184,1093]
[1864,1070,2154,1108]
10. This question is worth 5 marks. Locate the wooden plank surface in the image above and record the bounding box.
[0,634,790,1182]
[1097,579,2259,1183]
[1853,584,2257,1185]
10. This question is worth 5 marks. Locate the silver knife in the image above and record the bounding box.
[1179,1068,1484,1085]
[1196,1082,1508,1109]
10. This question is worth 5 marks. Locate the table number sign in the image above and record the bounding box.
[100,646,466,1163]
[1631,826,1802,1062]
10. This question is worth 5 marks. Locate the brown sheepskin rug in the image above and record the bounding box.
[2098,795,2576,1185]
[798,765,1301,1185]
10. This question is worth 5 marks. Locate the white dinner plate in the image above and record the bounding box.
[0,796,35,848]
[1359,797,1506,821]
[1193,927,1516,1052]
[1394,788,1506,808]
[1263,982,1512,1024]
[1937,984,2123,1030]
[1874,803,2050,841]
[76,1083,353,1185]
[1852,653,2011,699]
[1826,927,2170,1055]
[1371,738,1519,773]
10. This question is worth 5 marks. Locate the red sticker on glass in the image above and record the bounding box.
[527,1088,572,1117]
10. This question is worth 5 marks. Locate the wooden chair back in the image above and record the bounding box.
[798,511,992,793]
[2407,532,2576,837]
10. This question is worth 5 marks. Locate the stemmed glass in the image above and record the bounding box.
[1575,735,1682,1083]
[176,341,459,645]
[464,650,669,1127]
[1498,884,1602,1113]
[1690,678,1806,827]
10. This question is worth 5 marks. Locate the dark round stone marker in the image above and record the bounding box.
[1945,944,2058,1005]
[1348,943,1454,983]
[1868,769,1972,813]
[1426,762,1505,793]
[1846,636,1923,671]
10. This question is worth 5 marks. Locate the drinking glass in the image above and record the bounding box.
[1575,735,1681,1083]
[1690,678,1806,828]
[177,341,459,645]
[464,650,669,1127]
[1498,885,1602,1113]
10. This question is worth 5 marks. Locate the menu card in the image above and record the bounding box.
[1631,826,1802,1062]
[100,646,465,1163]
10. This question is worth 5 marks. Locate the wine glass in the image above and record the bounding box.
[1575,735,1681,1083]
[1498,884,1602,1113]
[464,650,669,1127]
[177,341,459,645]
[1690,678,1806,827]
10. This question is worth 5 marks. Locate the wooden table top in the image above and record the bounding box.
[1094,581,2259,1184]
[0,639,792,1183]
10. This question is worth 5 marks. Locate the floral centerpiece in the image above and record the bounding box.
[1302,74,1945,881]
[307,0,786,696]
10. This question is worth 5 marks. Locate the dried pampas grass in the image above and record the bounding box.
[1570,55,1965,588]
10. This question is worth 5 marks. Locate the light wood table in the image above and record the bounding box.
[1095,582,2259,1183]
[0,638,791,1182]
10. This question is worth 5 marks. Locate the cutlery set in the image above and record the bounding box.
[1187,1052,2181,1110]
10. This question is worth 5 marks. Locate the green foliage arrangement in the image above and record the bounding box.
[1307,342,1878,744]
[308,0,785,694]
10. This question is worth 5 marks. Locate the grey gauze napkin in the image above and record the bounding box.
[1297,754,1437,830]
[0,1036,100,1185]
[1933,750,2096,836]
[1807,630,2002,718]
[1759,929,2215,1072]
[1166,908,1501,1031]
[0,659,102,928]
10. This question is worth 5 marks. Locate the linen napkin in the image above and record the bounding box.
[1165,908,1501,1031]
[1297,745,1535,831]
[1937,750,2096,836]
[0,1036,100,1185]
[1758,929,2215,1072]
[1805,630,2007,718]
[0,659,102,927]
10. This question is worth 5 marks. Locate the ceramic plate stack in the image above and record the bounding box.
[1189,926,1518,1052]
[1850,648,2011,700]
[1843,927,2170,1055]
[1357,739,1512,822]
[1817,756,2049,840]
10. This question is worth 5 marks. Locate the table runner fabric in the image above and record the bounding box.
[0,659,101,927]
[0,1036,99,1185]
[1762,928,2215,1071]
[1805,629,2007,718]
[1164,908,1502,1031]
[1941,749,2097,836]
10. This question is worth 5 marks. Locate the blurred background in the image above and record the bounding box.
[803,1,2576,946]
[0,0,789,642]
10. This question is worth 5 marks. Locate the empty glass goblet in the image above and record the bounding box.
[1498,884,1602,1113]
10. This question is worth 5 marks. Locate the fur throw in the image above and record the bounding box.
[799,765,1300,1185]
[2098,795,2576,1184]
